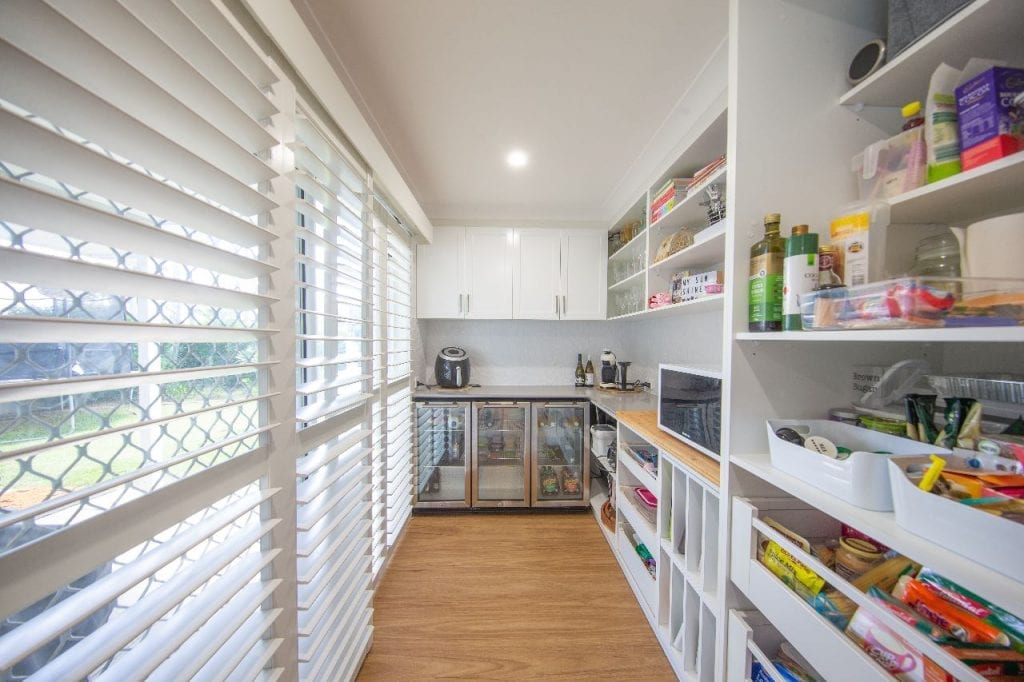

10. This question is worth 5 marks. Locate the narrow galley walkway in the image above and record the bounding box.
[358,513,675,680]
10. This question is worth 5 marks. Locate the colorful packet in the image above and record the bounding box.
[894,577,1011,646]
[917,568,1024,653]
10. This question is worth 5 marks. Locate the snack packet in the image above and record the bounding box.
[894,576,1011,646]
[917,568,1024,653]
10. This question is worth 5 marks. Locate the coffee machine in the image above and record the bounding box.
[599,349,617,388]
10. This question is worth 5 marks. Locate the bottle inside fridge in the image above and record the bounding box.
[533,403,588,505]
[415,403,469,505]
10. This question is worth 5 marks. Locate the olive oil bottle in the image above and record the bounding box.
[748,213,786,332]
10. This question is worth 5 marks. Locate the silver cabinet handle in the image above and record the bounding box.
[458,293,463,313]
[466,293,470,313]
[563,295,567,315]
[555,294,559,317]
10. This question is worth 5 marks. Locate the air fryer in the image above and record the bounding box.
[435,347,470,388]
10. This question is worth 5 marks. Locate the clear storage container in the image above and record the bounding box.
[799,276,1024,330]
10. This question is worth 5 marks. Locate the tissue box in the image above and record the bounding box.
[956,66,1024,171]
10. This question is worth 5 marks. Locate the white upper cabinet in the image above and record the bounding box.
[417,226,514,319]
[512,229,562,319]
[416,225,464,318]
[560,230,606,320]
[512,228,607,320]
[464,227,514,318]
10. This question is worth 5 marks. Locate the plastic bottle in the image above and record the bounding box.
[748,213,786,332]
[782,225,819,331]
[901,101,924,130]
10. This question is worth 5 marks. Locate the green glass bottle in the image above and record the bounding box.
[748,213,786,332]
[782,224,819,331]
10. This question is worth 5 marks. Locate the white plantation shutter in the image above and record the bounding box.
[377,199,415,547]
[0,0,287,679]
[292,105,375,679]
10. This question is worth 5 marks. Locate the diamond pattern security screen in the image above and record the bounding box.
[0,0,286,678]
[0,1,419,679]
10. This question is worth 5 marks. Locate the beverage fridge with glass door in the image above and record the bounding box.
[414,401,471,508]
[532,401,591,507]
[472,401,531,507]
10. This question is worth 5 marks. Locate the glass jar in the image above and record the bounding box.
[835,537,884,580]
[910,233,961,279]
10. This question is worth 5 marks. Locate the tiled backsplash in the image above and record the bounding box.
[417,312,722,390]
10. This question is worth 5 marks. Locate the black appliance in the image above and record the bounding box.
[658,364,722,458]
[435,347,471,388]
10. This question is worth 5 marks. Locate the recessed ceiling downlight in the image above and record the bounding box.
[506,149,528,168]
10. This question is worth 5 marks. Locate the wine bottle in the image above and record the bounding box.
[584,356,594,387]
[574,353,585,387]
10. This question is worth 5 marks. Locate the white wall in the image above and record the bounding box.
[417,313,722,389]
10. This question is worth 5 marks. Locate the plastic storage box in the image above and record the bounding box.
[799,276,1024,330]
[851,127,925,200]
[766,419,951,511]
[888,455,1024,580]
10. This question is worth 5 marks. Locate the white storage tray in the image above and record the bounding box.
[766,420,950,511]
[889,455,1024,581]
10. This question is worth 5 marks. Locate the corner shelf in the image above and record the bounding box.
[607,268,646,291]
[649,166,727,237]
[609,294,724,321]
[608,232,646,262]
[648,220,727,277]
[839,0,1024,107]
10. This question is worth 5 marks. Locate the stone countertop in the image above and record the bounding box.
[412,384,656,418]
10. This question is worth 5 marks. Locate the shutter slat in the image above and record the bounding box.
[0,109,273,245]
[44,0,275,152]
[171,0,278,90]
[0,2,275,185]
[0,447,269,617]
[225,637,284,682]
[115,0,277,122]
[296,429,370,478]
[155,605,282,682]
[296,392,374,423]
[0,316,275,344]
[1,392,274,462]
[297,467,369,533]
[298,586,371,663]
[0,178,274,279]
[0,361,268,402]
[0,43,274,217]
[0,247,274,310]
[0,488,276,672]
[293,118,366,193]
[297,537,368,608]
[298,501,369,583]
[297,568,369,637]
[297,453,370,506]
[297,493,364,557]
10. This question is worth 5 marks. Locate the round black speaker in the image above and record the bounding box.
[848,39,886,85]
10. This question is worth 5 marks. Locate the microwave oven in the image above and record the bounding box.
[658,364,722,459]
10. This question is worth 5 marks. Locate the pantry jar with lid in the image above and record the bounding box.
[835,537,884,580]
[910,233,961,294]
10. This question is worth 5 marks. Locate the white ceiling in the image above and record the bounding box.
[292,0,727,225]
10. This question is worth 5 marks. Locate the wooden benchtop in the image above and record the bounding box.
[616,410,721,487]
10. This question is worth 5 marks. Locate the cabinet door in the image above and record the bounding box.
[416,226,464,318]
[464,227,514,319]
[512,228,561,319]
[414,402,470,508]
[531,402,589,507]
[561,229,607,320]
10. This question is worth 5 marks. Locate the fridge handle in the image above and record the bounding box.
[482,401,519,406]
[541,401,583,407]
[422,401,461,407]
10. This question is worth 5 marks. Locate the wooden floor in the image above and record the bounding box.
[358,512,676,680]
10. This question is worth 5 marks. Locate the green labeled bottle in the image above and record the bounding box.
[748,213,786,332]
[782,224,819,331]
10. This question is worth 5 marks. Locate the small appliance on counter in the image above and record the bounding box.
[617,361,632,390]
[658,364,723,459]
[435,347,471,388]
[599,349,617,388]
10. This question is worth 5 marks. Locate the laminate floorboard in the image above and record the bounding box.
[357,513,676,680]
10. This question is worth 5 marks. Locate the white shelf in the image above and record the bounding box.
[617,493,658,552]
[730,451,1024,615]
[887,151,1024,224]
[607,268,645,291]
[608,232,645,262]
[736,325,1024,343]
[649,166,727,236]
[648,221,726,277]
[608,293,724,321]
[840,0,1024,107]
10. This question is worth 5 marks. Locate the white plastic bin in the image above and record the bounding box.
[766,419,950,511]
[591,424,616,461]
[889,455,1024,580]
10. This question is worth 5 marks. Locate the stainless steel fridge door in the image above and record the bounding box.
[471,401,531,507]
[414,401,471,508]
[531,401,591,507]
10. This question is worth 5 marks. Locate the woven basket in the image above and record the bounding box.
[654,227,695,263]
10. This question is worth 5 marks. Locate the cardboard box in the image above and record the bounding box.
[956,66,1024,171]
